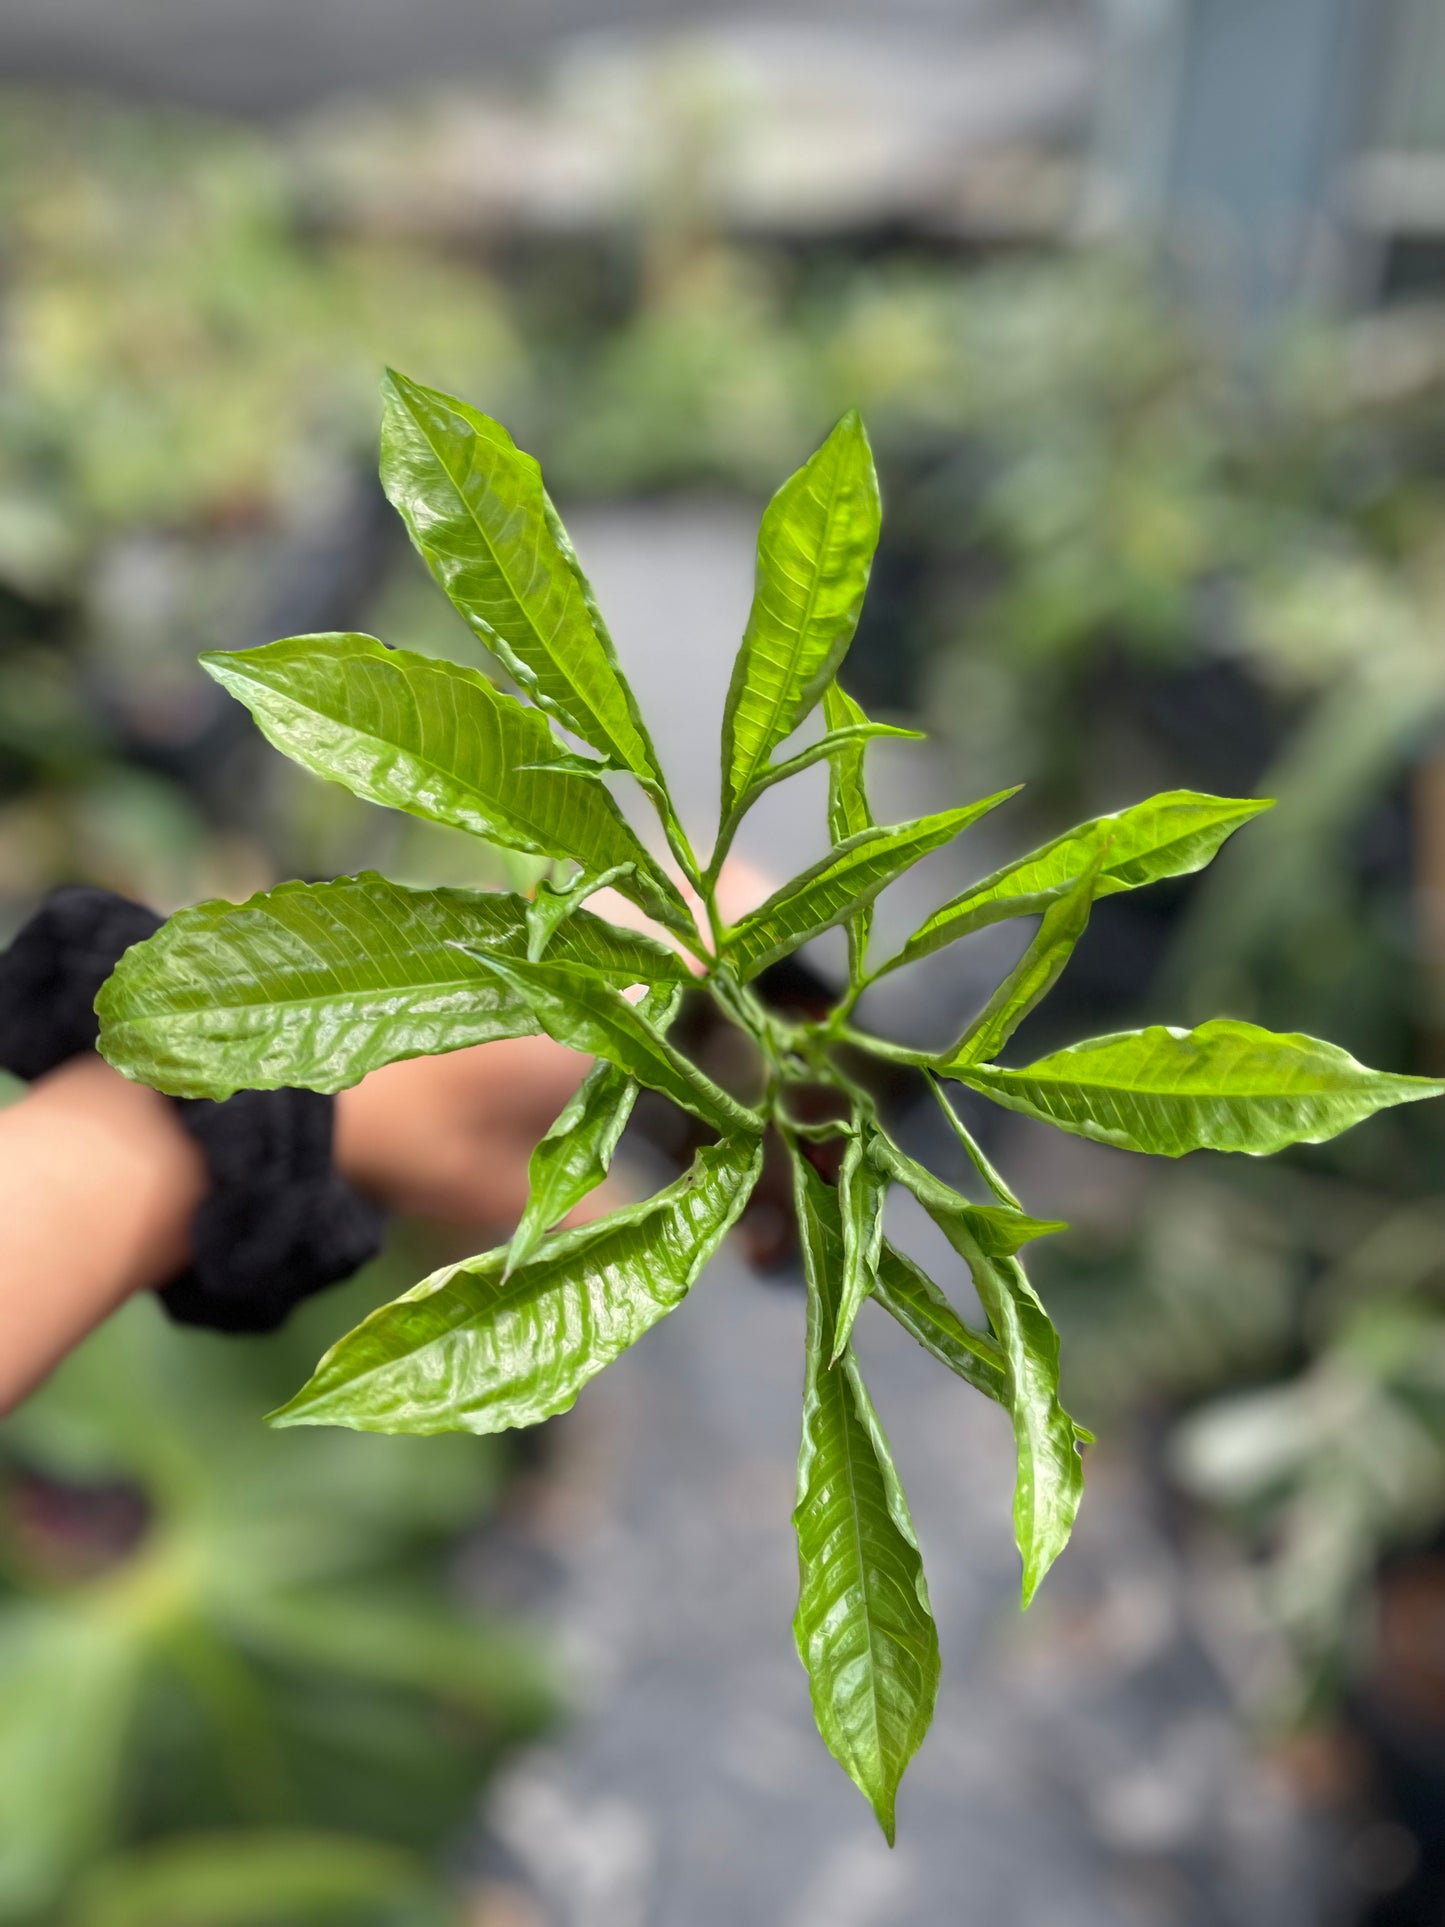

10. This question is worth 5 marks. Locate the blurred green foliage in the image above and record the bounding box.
[0,1248,551,1925]
[0,90,528,913]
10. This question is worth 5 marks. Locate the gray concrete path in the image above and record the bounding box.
[479,1239,1319,1927]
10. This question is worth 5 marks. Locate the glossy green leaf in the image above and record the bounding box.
[881,790,1271,977]
[960,1020,1445,1157]
[938,854,1103,1070]
[823,681,878,978]
[505,1061,637,1277]
[459,949,761,1137]
[738,720,923,810]
[271,1136,763,1435]
[201,633,689,933]
[724,797,1013,983]
[506,984,683,1275]
[977,1244,1085,1607]
[871,1240,1009,1406]
[875,1138,1084,1605]
[831,1124,888,1361]
[380,369,662,785]
[719,411,880,817]
[791,1156,939,1843]
[525,863,635,961]
[97,873,686,1099]
[868,1138,1064,1262]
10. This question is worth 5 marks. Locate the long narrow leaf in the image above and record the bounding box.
[823,681,877,979]
[720,411,880,816]
[880,790,1271,977]
[791,1156,939,1843]
[270,1136,763,1434]
[459,949,762,1138]
[380,369,663,786]
[724,797,1014,983]
[739,720,923,810]
[937,854,1103,1070]
[873,1137,1084,1605]
[960,1020,1445,1157]
[832,1124,888,1361]
[871,1241,1008,1405]
[96,873,685,1099]
[201,634,689,933]
[868,1138,1064,1261]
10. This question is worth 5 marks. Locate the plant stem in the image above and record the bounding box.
[925,1072,1023,1209]
[835,1025,933,1069]
[703,809,741,893]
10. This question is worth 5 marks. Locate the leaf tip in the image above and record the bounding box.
[1018,1546,1059,1610]
[263,1394,315,1430]
[197,649,234,687]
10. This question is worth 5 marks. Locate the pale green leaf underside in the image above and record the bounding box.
[791,1158,939,1843]
[871,1240,1008,1405]
[883,790,1271,976]
[823,680,878,976]
[460,949,762,1138]
[720,409,880,816]
[874,1138,1084,1606]
[740,720,923,811]
[977,1244,1086,1607]
[724,796,1015,983]
[380,369,661,785]
[832,1126,888,1362]
[939,855,1102,1070]
[96,873,685,1100]
[201,634,687,933]
[271,1136,763,1435]
[961,1020,1445,1157]
[867,1136,1062,1262]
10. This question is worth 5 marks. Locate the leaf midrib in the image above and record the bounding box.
[108,958,523,1027]
[830,1356,887,1797]
[237,664,625,865]
[971,1067,1404,1099]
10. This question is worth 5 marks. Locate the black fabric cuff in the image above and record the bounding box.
[0,885,386,1334]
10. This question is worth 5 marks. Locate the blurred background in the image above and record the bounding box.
[4,0,1445,1921]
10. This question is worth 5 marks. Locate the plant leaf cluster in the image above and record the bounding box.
[97,375,1445,1835]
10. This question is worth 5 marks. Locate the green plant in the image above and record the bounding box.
[94,375,1445,1838]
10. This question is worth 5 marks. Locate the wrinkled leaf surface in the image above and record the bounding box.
[272,1137,763,1434]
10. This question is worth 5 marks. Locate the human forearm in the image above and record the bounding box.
[0,1055,208,1412]
[0,1033,602,1414]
